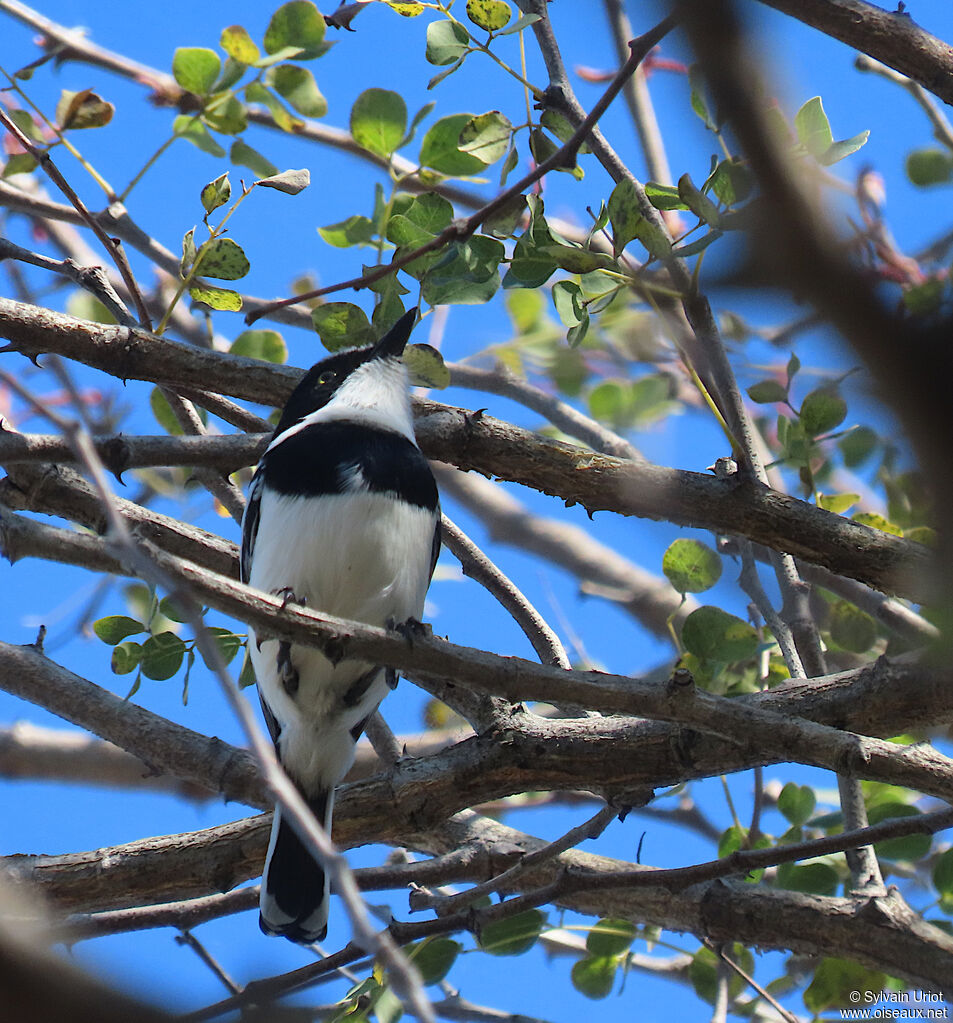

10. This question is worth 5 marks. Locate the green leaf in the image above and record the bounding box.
[407,937,462,985]
[804,958,887,1012]
[902,278,946,315]
[828,598,878,653]
[200,172,231,215]
[2,153,38,178]
[689,946,751,1004]
[529,126,579,177]
[868,802,932,862]
[220,25,260,64]
[458,111,512,165]
[688,64,716,130]
[800,386,847,436]
[794,96,833,159]
[198,237,250,280]
[426,20,470,66]
[906,147,953,186]
[256,168,310,194]
[747,379,787,404]
[499,12,540,34]
[404,344,450,388]
[189,285,242,311]
[172,48,221,95]
[645,181,688,211]
[678,172,721,227]
[421,235,503,305]
[586,918,636,957]
[706,158,753,205]
[535,244,613,275]
[466,0,511,31]
[419,113,486,176]
[477,908,545,956]
[483,192,527,238]
[777,860,839,895]
[158,596,189,623]
[852,511,904,537]
[264,1,327,59]
[385,191,454,246]
[6,108,45,143]
[818,492,859,514]
[571,956,616,1000]
[312,302,376,351]
[319,214,375,248]
[230,139,279,178]
[427,57,465,90]
[230,329,287,363]
[662,539,722,594]
[245,81,302,133]
[552,280,584,328]
[140,632,187,681]
[821,130,870,166]
[151,387,184,434]
[681,606,759,662]
[838,425,877,468]
[202,94,247,135]
[203,627,243,666]
[238,650,257,688]
[94,615,146,645]
[181,227,197,275]
[351,87,407,158]
[214,57,247,93]
[267,65,327,117]
[608,178,655,257]
[777,782,816,826]
[932,847,953,899]
[173,115,226,157]
[588,380,631,427]
[384,0,425,14]
[111,640,143,675]
[55,89,114,130]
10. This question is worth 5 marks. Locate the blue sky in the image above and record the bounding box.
[2,1,953,1019]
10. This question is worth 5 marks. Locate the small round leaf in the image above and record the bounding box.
[662,539,722,594]
[94,615,146,645]
[140,633,187,681]
[571,956,616,1000]
[477,908,545,956]
[586,918,636,957]
[230,329,288,364]
[681,606,759,662]
[197,237,250,280]
[111,640,143,675]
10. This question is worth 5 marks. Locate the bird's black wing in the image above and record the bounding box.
[240,467,264,584]
[429,511,442,583]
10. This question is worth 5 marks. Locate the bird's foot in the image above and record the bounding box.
[390,615,432,643]
[273,586,306,611]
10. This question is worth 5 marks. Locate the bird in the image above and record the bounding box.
[240,306,440,944]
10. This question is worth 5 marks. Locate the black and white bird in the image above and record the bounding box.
[240,307,440,944]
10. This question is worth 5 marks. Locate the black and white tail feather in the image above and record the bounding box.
[240,307,440,943]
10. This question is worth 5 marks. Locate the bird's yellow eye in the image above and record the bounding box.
[318,370,337,385]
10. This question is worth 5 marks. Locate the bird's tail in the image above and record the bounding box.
[259,790,333,944]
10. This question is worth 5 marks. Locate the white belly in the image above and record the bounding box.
[248,489,436,790]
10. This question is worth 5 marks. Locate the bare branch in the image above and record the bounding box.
[754,0,953,108]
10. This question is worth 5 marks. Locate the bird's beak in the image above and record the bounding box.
[373,306,418,358]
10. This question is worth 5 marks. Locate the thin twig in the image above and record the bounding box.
[440,514,571,670]
[0,106,151,326]
[410,804,616,915]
